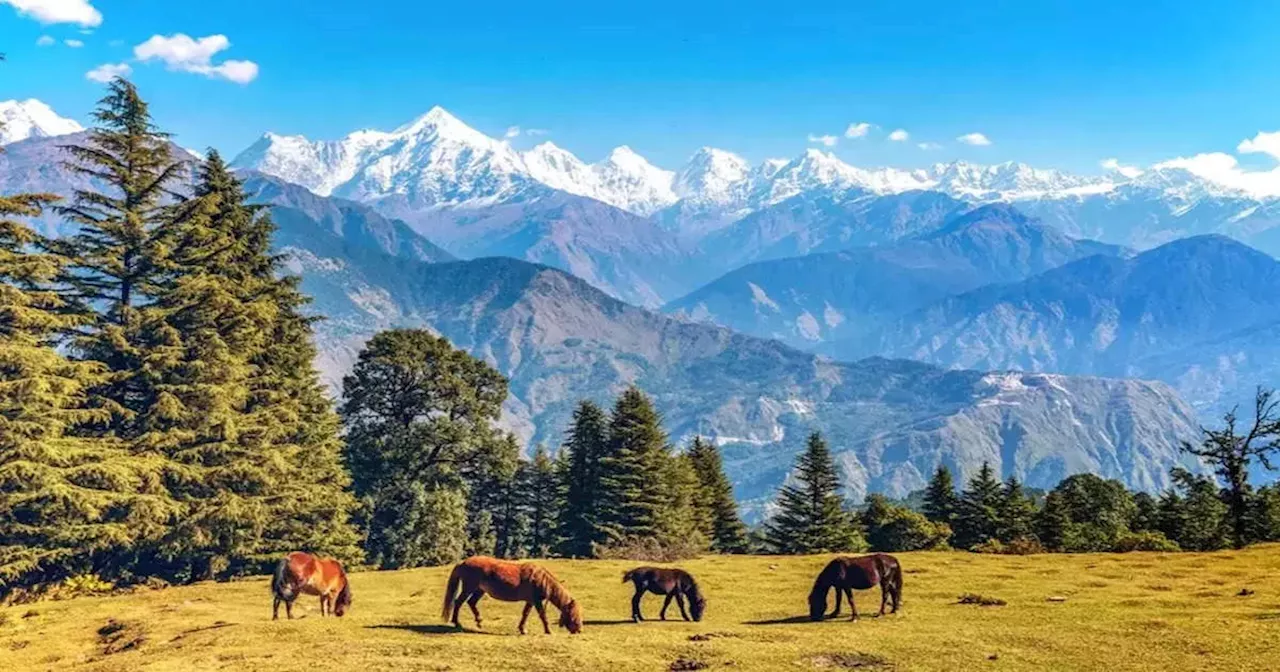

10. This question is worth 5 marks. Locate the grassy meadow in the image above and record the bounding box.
[3,546,1279,672]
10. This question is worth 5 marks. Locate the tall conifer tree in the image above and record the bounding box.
[557,400,608,556]
[763,432,864,554]
[597,387,672,542]
[687,436,748,553]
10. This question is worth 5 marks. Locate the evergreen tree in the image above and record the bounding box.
[1036,474,1136,552]
[687,436,749,553]
[597,387,676,543]
[556,401,608,556]
[661,451,707,551]
[763,432,864,554]
[469,433,521,558]
[953,462,1003,549]
[996,475,1036,543]
[0,189,175,592]
[1131,492,1160,533]
[861,494,950,552]
[922,464,959,526]
[1158,468,1228,551]
[521,444,562,557]
[340,329,508,567]
[51,78,189,436]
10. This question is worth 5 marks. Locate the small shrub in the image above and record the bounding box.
[61,574,116,597]
[1113,531,1180,553]
[593,536,702,562]
[669,656,709,671]
[972,537,1045,555]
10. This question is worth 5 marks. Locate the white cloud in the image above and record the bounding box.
[134,33,259,84]
[35,34,54,46]
[1153,152,1280,198]
[85,62,131,83]
[525,128,549,136]
[957,132,992,146]
[64,38,83,47]
[888,128,909,142]
[1100,158,1144,179]
[844,122,872,139]
[808,133,838,147]
[1238,131,1280,161]
[917,142,942,150]
[504,126,521,139]
[1,0,101,26]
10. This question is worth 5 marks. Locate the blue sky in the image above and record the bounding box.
[3,0,1280,174]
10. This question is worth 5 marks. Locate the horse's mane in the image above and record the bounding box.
[527,565,575,610]
[682,571,705,601]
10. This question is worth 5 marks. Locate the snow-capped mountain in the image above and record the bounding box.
[523,143,678,215]
[0,99,83,145]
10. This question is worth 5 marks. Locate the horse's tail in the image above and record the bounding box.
[441,564,462,621]
[622,569,636,583]
[271,556,293,600]
[882,555,902,596]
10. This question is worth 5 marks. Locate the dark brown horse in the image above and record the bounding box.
[271,551,352,619]
[622,567,706,622]
[441,556,583,635]
[808,553,902,621]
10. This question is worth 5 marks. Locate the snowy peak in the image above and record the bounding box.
[591,146,677,215]
[675,147,752,206]
[0,99,83,145]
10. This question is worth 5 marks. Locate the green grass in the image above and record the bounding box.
[3,546,1280,671]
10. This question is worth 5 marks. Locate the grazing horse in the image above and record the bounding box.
[622,567,706,622]
[808,553,902,622]
[441,556,583,635]
[271,551,352,620]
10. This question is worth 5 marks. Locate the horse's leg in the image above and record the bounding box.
[675,592,690,621]
[660,593,674,621]
[519,602,533,635]
[535,599,551,634]
[285,599,294,620]
[631,587,645,622]
[320,594,328,617]
[451,589,468,628]
[847,588,858,622]
[273,596,281,621]
[467,591,484,629]
[828,586,842,618]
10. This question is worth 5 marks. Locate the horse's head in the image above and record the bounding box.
[808,583,829,622]
[690,595,707,622]
[334,580,352,617]
[559,599,583,634]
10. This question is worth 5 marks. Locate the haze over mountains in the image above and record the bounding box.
[11,97,1280,509]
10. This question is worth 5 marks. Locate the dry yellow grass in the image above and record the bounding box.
[3,546,1280,671]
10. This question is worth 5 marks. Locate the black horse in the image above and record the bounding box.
[808,553,902,621]
[622,567,706,622]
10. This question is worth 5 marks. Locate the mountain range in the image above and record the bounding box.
[0,125,1214,514]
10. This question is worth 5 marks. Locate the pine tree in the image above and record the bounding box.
[51,78,189,437]
[661,451,707,551]
[922,464,959,526]
[953,462,1002,549]
[0,189,176,592]
[597,387,673,544]
[557,400,608,557]
[687,436,749,553]
[521,444,562,557]
[763,432,864,554]
[995,476,1036,543]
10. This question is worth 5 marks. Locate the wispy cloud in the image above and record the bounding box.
[808,133,839,147]
[64,38,83,48]
[86,62,131,83]
[1,0,101,26]
[134,33,259,84]
[957,132,992,146]
[844,122,872,139]
[917,142,942,150]
[1100,158,1143,179]
[888,129,909,142]
[1146,128,1280,198]
[35,34,54,46]
[525,128,549,136]
[504,126,521,139]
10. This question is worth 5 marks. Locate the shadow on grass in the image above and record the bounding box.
[583,619,638,626]
[742,615,814,625]
[366,624,499,636]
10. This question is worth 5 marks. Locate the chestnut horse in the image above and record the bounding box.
[622,567,706,622]
[808,553,902,622]
[441,556,583,634]
[271,551,352,619]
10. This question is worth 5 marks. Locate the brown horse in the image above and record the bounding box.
[271,551,352,620]
[622,567,706,622]
[441,556,583,635]
[808,553,902,622]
